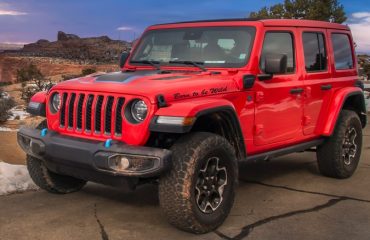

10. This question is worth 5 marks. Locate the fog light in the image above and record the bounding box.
[106,154,158,173]
[108,155,130,171]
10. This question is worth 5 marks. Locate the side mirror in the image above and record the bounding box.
[259,54,287,81]
[119,52,130,69]
[265,54,287,74]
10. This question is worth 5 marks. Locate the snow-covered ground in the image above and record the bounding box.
[0,126,17,132]
[0,161,38,195]
[0,91,10,99]
[7,106,29,121]
[364,84,370,112]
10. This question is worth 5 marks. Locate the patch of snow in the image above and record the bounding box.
[0,91,10,99]
[0,126,17,132]
[365,90,370,112]
[0,161,38,195]
[8,106,29,121]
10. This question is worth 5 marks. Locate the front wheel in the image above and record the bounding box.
[159,132,238,234]
[317,110,363,179]
[27,155,87,194]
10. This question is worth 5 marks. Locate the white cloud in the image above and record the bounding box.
[116,26,133,31]
[348,12,370,53]
[1,41,28,45]
[352,12,370,19]
[0,10,27,16]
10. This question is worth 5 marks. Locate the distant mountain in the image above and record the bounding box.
[7,31,131,63]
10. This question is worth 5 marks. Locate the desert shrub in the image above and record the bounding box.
[17,64,54,103]
[21,80,54,103]
[16,64,43,83]
[61,74,80,81]
[0,88,16,123]
[0,82,12,87]
[81,68,96,76]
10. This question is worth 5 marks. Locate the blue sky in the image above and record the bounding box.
[0,0,370,52]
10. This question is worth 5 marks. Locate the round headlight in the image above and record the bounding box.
[51,93,61,112]
[130,100,148,122]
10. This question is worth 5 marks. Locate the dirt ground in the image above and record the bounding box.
[0,124,369,239]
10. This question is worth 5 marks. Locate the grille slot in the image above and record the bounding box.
[76,94,85,130]
[105,96,114,134]
[115,98,125,135]
[60,93,68,127]
[68,93,76,128]
[94,96,104,133]
[85,95,94,131]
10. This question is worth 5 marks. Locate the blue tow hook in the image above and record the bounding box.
[105,139,113,148]
[41,128,48,137]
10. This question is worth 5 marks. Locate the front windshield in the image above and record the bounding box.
[130,27,256,68]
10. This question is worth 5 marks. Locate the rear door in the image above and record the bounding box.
[299,29,332,135]
[254,28,304,146]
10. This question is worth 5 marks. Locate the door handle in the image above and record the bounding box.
[321,84,332,90]
[290,88,304,94]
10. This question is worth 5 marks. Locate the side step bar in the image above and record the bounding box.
[246,138,324,162]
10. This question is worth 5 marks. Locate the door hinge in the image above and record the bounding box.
[255,92,264,103]
[254,124,264,136]
[302,116,311,126]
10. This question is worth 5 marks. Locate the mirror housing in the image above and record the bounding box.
[264,54,287,75]
[242,75,256,89]
[119,52,130,69]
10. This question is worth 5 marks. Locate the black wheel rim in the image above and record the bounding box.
[195,157,227,214]
[342,127,358,166]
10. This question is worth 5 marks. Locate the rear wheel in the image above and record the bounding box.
[317,110,363,179]
[158,132,238,233]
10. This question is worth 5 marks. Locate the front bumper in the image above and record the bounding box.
[17,127,171,186]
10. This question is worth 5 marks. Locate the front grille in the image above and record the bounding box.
[59,92,125,137]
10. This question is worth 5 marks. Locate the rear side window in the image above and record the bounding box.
[303,32,327,72]
[331,33,354,70]
[260,32,295,73]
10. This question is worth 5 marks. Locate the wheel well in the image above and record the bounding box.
[342,93,367,128]
[191,110,246,161]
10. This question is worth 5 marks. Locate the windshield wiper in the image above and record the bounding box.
[130,60,161,71]
[169,60,207,72]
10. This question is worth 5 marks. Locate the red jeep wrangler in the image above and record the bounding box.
[18,19,367,233]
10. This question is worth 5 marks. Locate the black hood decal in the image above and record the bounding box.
[95,71,157,83]
[153,76,191,80]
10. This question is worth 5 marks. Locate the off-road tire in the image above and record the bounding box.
[159,132,238,234]
[26,120,87,194]
[317,110,363,179]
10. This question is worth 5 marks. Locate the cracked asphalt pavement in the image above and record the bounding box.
[1,126,370,240]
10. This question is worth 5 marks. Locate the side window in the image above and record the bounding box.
[331,33,354,70]
[303,32,327,72]
[261,32,295,73]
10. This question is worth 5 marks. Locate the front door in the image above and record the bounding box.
[254,28,304,146]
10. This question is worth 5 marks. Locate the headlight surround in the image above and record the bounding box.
[129,99,148,123]
[50,92,61,113]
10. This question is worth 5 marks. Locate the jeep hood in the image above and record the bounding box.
[53,71,240,104]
